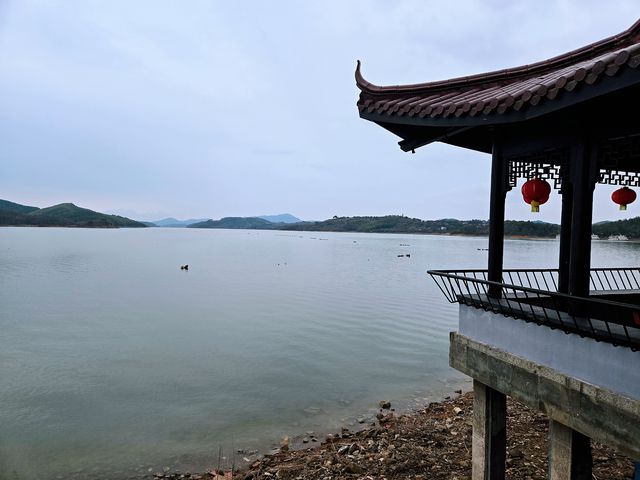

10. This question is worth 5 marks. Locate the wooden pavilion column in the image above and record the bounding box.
[474,136,508,480]
[487,139,509,298]
[557,180,573,294]
[568,140,598,298]
[552,138,596,479]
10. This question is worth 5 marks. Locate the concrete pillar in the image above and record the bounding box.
[472,380,506,480]
[549,420,592,480]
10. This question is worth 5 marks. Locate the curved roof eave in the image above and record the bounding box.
[358,64,640,129]
[355,19,640,95]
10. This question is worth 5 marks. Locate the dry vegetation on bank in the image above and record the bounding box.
[152,392,634,480]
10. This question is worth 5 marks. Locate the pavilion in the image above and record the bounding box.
[356,19,640,480]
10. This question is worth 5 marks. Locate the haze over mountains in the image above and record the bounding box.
[3,198,640,238]
[151,217,209,227]
[257,214,301,224]
[0,199,305,229]
[152,213,302,227]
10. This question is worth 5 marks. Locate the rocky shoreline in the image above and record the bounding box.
[150,392,634,480]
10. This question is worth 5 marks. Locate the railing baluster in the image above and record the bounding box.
[460,275,477,309]
[551,295,566,328]
[506,271,514,285]
[532,271,542,290]
[598,269,607,291]
[526,290,537,322]
[614,269,624,290]
[621,324,631,349]
[445,276,457,303]
[539,294,551,325]
[525,271,533,288]
[426,268,639,351]
[502,285,518,319]
[610,271,621,290]
[541,272,551,292]
[603,316,615,345]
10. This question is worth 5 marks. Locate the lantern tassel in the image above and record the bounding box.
[620,204,627,211]
[530,201,540,213]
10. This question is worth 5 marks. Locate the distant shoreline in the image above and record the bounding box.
[5,226,640,243]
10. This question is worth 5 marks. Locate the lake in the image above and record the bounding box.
[1,228,638,479]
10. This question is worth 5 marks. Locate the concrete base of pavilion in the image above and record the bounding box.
[450,332,640,479]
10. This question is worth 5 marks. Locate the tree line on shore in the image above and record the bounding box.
[4,197,640,238]
[190,214,640,239]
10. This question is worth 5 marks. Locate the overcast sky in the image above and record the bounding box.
[0,1,638,222]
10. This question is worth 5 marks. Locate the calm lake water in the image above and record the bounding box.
[1,228,639,479]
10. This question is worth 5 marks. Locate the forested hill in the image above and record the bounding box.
[281,216,560,237]
[0,200,146,228]
[592,217,640,239]
[0,199,40,214]
[188,217,277,229]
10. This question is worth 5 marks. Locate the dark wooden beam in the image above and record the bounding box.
[488,138,509,297]
[558,181,573,294]
[568,140,598,297]
[364,83,640,156]
[398,126,474,152]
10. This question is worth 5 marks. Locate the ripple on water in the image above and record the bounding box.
[2,229,633,479]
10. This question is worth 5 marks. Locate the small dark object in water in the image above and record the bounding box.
[180,265,189,270]
[406,254,411,258]
[397,254,404,257]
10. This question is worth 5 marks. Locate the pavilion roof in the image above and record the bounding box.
[356,19,640,151]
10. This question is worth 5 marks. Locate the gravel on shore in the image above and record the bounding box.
[154,392,635,480]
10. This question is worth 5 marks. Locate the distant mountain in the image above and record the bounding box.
[188,217,276,230]
[152,217,209,227]
[0,200,146,228]
[257,214,301,224]
[0,199,39,214]
[279,215,560,237]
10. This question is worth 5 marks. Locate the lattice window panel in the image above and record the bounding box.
[508,161,566,190]
[598,134,640,166]
[598,169,640,187]
[597,134,640,186]
[504,136,640,189]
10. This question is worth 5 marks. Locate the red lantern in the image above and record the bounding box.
[521,178,551,213]
[611,186,636,210]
